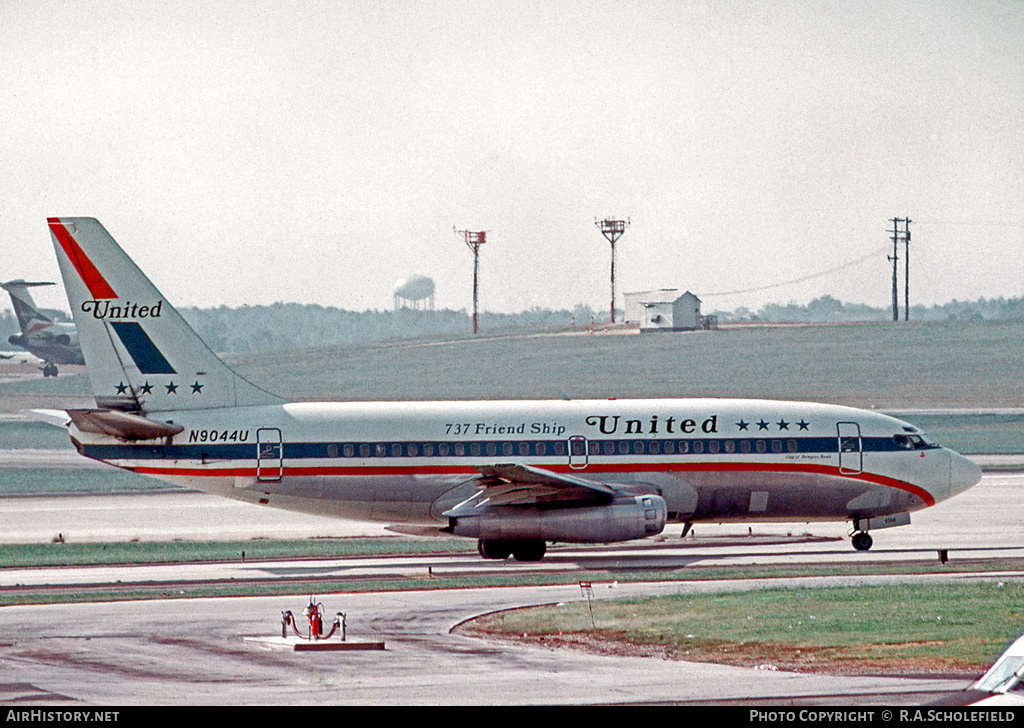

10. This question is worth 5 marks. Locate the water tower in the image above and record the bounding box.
[393,275,435,310]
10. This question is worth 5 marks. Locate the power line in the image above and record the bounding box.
[701,246,889,298]
[914,220,1024,227]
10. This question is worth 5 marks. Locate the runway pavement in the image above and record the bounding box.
[0,472,1022,705]
[0,583,980,706]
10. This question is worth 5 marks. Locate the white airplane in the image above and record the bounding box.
[40,217,982,560]
[1,279,84,376]
[930,632,1024,706]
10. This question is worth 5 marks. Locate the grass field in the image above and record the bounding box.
[0,537,473,568]
[6,319,1017,407]
[0,319,1022,676]
[227,319,1024,408]
[0,320,1021,497]
[466,582,1024,674]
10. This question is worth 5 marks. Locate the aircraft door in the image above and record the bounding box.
[257,427,283,481]
[568,435,589,470]
[837,422,862,475]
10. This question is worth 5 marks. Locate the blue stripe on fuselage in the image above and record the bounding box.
[77,435,936,463]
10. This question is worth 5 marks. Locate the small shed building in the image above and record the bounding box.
[623,289,707,332]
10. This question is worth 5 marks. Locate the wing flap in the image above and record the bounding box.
[445,463,617,514]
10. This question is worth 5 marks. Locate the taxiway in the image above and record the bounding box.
[0,469,1021,705]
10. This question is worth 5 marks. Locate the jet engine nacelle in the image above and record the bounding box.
[449,494,667,543]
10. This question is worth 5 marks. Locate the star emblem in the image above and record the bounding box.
[735,419,749,431]
[116,381,128,395]
[191,381,204,393]
[140,381,153,394]
[797,420,810,431]
[777,419,790,430]
[165,381,178,394]
[757,420,770,431]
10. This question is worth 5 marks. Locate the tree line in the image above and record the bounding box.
[1,294,1021,355]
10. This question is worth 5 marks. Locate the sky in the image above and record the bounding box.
[1,0,1022,317]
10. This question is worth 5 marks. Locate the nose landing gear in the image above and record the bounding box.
[851,531,873,551]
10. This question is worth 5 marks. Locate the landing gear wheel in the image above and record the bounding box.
[42,362,58,378]
[477,539,513,560]
[512,540,546,562]
[851,532,873,551]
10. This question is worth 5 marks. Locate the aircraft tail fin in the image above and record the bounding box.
[1,280,55,332]
[47,217,287,413]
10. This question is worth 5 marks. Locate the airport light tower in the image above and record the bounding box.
[456,228,486,334]
[596,217,629,323]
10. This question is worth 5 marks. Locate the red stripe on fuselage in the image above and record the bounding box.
[125,461,937,507]
[48,218,117,299]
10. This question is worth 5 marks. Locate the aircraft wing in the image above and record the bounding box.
[451,463,618,510]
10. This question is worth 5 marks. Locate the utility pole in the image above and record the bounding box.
[595,218,629,324]
[888,217,911,322]
[903,218,911,321]
[455,228,486,334]
[888,219,899,322]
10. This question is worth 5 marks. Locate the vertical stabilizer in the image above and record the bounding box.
[1,280,55,333]
[48,217,286,413]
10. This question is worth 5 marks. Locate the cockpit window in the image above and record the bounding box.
[976,655,1024,694]
[894,433,935,450]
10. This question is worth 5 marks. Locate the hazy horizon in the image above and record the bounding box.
[3,1,1022,317]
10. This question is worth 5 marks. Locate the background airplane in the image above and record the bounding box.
[1,279,84,376]
[38,217,982,560]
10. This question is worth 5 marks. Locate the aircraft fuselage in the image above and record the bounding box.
[70,397,981,536]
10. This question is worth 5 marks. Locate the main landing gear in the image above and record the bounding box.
[477,538,547,562]
[41,362,58,377]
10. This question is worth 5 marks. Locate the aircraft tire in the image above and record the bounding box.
[512,540,547,562]
[852,532,873,551]
[477,539,514,560]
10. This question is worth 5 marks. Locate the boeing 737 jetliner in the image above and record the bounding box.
[43,217,982,560]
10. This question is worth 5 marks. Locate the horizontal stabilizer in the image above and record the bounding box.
[21,409,72,428]
[66,409,184,441]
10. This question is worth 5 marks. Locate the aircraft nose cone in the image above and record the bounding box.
[949,453,983,497]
